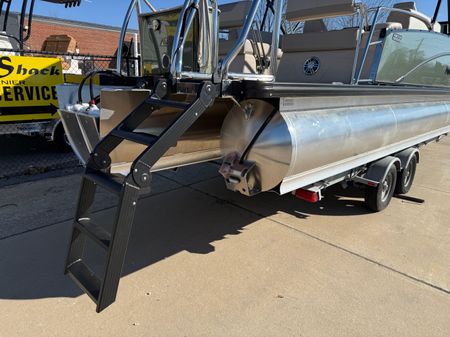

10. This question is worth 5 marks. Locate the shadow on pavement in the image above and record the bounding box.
[0,178,382,302]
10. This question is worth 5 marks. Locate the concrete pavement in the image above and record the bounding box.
[0,138,449,337]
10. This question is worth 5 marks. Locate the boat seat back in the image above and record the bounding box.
[219,35,282,74]
[277,23,402,84]
[218,1,282,75]
[303,20,328,33]
[387,2,429,30]
[286,0,356,22]
[277,27,360,83]
[219,1,252,30]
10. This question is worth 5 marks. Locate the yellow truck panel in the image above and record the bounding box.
[0,56,64,122]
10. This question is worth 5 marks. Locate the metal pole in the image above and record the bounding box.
[116,0,138,74]
[142,0,157,13]
[1,0,13,32]
[211,0,219,74]
[270,0,283,77]
[220,0,262,78]
[351,5,366,84]
[23,0,36,42]
[432,0,442,24]
[355,7,380,83]
[136,0,141,15]
[448,0,450,33]
[174,0,199,76]
[170,0,191,77]
[19,0,28,50]
[133,32,139,76]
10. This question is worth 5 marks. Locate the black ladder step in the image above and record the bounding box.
[146,98,191,110]
[111,129,158,146]
[85,169,123,194]
[66,260,101,303]
[76,218,111,250]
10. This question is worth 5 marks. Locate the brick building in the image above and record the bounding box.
[26,14,139,56]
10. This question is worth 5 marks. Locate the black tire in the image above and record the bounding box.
[365,165,398,212]
[53,123,72,152]
[395,156,417,195]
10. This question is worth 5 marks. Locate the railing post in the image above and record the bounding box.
[270,0,283,77]
[219,0,262,79]
[355,7,380,84]
[116,0,138,74]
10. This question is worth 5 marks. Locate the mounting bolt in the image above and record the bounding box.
[141,173,150,183]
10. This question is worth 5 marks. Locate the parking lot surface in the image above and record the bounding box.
[0,138,449,337]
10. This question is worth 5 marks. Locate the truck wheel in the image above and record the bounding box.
[53,124,72,152]
[395,156,417,195]
[365,165,397,212]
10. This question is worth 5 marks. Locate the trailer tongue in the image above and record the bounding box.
[58,0,450,312]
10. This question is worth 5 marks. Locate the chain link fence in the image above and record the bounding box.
[0,49,140,184]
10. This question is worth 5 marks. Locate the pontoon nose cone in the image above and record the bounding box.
[220,99,292,193]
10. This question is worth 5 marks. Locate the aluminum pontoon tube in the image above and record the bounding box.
[220,98,450,195]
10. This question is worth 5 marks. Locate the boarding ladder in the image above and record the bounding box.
[64,80,217,312]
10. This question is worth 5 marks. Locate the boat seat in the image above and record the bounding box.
[219,38,282,74]
[277,22,402,84]
[387,2,429,31]
[218,1,282,74]
[277,0,360,83]
[277,27,360,83]
[303,19,328,33]
[286,0,356,21]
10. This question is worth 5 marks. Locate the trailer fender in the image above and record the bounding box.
[396,148,420,170]
[365,156,401,184]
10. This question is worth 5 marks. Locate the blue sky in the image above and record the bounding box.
[7,0,448,29]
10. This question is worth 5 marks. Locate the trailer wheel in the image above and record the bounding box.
[395,155,417,195]
[53,123,72,152]
[365,165,397,212]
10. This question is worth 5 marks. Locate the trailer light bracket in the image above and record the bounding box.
[294,189,321,203]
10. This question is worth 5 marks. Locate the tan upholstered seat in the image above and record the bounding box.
[277,28,360,83]
[276,0,407,83]
[218,1,282,74]
[219,1,252,30]
[387,2,429,31]
[303,20,328,34]
[277,0,359,83]
[286,0,356,21]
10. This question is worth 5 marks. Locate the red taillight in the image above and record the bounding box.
[294,189,320,203]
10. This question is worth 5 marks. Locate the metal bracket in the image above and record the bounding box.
[131,81,218,187]
[219,152,260,196]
